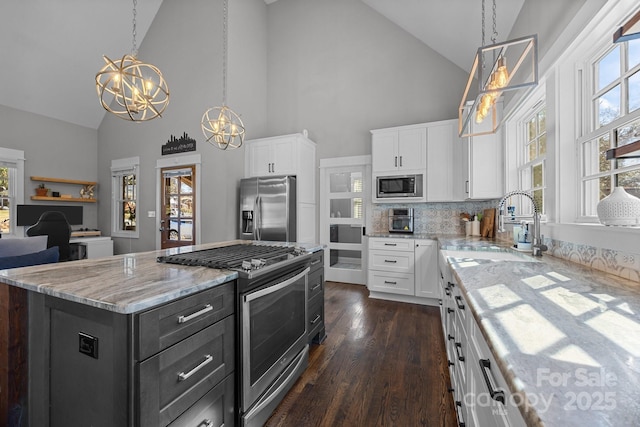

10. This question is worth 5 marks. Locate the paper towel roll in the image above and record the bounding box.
[471,220,480,236]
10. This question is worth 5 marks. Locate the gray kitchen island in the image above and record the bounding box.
[0,241,241,427]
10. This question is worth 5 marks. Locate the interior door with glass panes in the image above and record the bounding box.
[320,162,367,284]
[160,166,195,249]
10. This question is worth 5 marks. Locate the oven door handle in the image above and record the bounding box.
[245,266,310,302]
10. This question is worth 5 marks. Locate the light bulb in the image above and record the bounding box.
[113,74,121,92]
[495,57,509,88]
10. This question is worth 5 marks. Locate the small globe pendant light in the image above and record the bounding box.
[201,0,245,150]
[95,0,169,122]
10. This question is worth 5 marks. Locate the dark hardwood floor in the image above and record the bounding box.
[265,281,457,427]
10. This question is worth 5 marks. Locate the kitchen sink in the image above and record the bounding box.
[442,249,537,262]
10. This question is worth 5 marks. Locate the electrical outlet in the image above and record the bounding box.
[79,332,99,359]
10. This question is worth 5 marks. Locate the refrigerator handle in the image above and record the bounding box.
[255,196,261,241]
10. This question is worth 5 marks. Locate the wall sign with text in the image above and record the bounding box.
[162,132,196,155]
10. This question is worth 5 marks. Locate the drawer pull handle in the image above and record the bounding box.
[178,304,213,324]
[455,296,465,310]
[384,280,397,285]
[384,243,397,246]
[445,287,451,296]
[311,259,321,266]
[448,281,455,287]
[178,354,213,382]
[200,420,215,427]
[310,314,321,325]
[455,401,465,427]
[455,342,465,362]
[384,259,397,263]
[447,308,454,314]
[311,283,322,292]
[479,359,505,404]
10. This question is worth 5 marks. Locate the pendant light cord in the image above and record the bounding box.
[222,0,228,105]
[491,0,498,44]
[481,0,485,47]
[131,0,138,57]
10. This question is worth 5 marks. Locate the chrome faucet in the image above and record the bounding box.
[498,190,548,257]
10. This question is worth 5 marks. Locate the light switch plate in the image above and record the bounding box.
[148,211,156,218]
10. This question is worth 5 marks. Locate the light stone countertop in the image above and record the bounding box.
[0,240,246,314]
[438,236,640,427]
[0,240,325,314]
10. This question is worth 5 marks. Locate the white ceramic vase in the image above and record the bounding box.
[596,186,640,226]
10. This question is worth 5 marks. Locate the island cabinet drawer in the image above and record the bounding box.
[369,250,414,273]
[308,264,324,301]
[369,237,414,252]
[308,294,324,337]
[138,314,235,427]
[137,281,235,360]
[167,374,234,427]
[310,249,324,274]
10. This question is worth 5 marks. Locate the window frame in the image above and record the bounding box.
[578,37,640,222]
[111,157,140,238]
[0,148,25,237]
[518,104,547,217]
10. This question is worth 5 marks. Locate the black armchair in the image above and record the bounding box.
[26,211,72,261]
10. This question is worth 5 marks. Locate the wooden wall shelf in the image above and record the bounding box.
[30,176,97,203]
[30,196,96,203]
[31,176,97,186]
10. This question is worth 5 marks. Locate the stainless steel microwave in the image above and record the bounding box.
[376,174,423,199]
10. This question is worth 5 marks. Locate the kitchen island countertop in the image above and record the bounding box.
[0,240,325,314]
[438,236,640,427]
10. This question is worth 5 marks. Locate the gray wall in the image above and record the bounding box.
[0,104,99,229]
[265,0,469,161]
[96,0,268,254]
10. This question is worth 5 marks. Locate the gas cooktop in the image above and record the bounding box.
[157,243,310,279]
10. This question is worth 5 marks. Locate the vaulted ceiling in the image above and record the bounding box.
[0,0,523,130]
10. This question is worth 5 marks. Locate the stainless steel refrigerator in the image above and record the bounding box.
[239,176,297,242]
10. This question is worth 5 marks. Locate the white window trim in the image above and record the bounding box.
[0,147,25,236]
[111,156,140,238]
[531,0,640,251]
[504,83,548,217]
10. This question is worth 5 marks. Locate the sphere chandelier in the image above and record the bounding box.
[95,0,169,122]
[201,0,245,150]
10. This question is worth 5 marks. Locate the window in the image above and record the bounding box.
[517,106,546,216]
[111,157,139,238]
[0,148,25,236]
[580,38,640,218]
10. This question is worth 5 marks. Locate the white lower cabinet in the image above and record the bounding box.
[367,237,438,305]
[439,250,526,427]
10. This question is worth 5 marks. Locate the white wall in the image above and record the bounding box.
[0,104,99,229]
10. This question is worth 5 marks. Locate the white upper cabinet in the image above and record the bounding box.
[244,133,317,205]
[371,127,426,174]
[245,135,298,177]
[459,104,504,200]
[426,119,463,202]
[370,117,503,202]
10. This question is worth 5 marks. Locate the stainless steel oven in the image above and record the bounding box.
[240,264,309,427]
[156,243,313,427]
